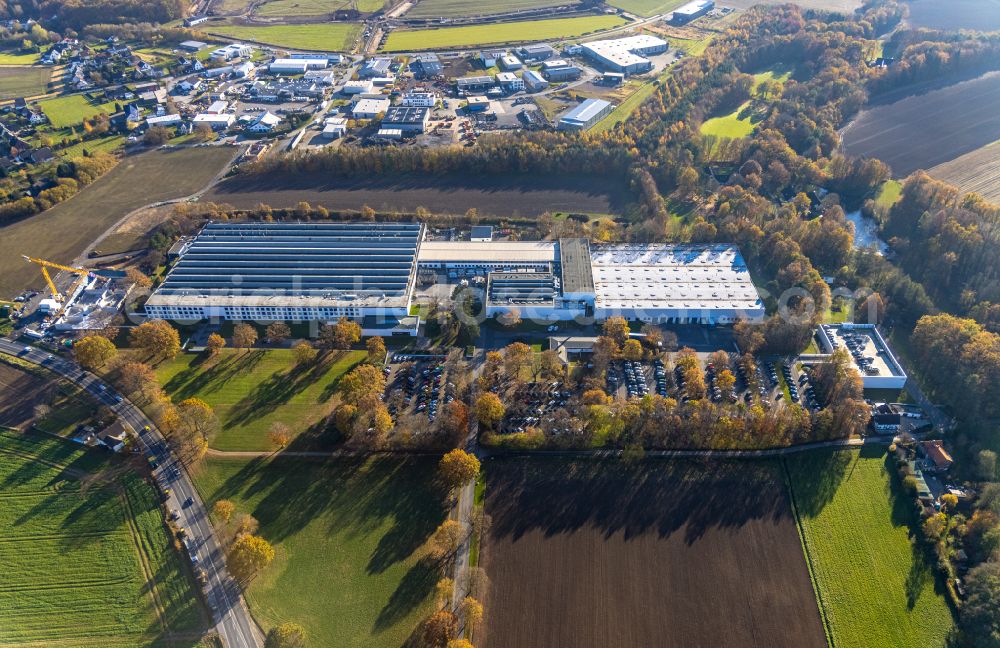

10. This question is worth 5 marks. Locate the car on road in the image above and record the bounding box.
[183,496,194,508]
[19,346,31,355]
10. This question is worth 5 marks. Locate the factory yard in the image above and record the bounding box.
[193,454,447,648]
[381,15,628,52]
[203,173,629,217]
[0,146,236,299]
[0,430,205,647]
[480,457,827,648]
[840,71,1000,177]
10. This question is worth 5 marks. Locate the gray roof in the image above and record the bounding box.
[558,238,595,294]
[561,98,611,124]
[148,222,422,308]
[383,106,429,125]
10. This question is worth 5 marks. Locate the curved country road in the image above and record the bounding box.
[0,339,263,648]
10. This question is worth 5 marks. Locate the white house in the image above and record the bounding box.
[246,111,282,133]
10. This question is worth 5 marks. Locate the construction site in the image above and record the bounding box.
[13,256,128,336]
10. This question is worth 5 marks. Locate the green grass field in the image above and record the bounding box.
[382,15,627,51]
[0,66,50,100]
[700,100,754,138]
[0,429,204,647]
[39,94,119,128]
[406,0,575,18]
[787,448,954,648]
[154,348,366,451]
[58,133,126,158]
[207,22,362,51]
[193,454,447,647]
[256,0,384,15]
[751,63,793,92]
[0,51,41,65]
[0,146,236,299]
[875,179,903,210]
[605,0,686,17]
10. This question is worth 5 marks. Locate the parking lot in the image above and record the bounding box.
[385,353,454,425]
[500,380,570,434]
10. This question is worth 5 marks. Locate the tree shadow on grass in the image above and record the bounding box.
[786,447,855,518]
[162,351,266,401]
[373,556,439,632]
[225,352,346,428]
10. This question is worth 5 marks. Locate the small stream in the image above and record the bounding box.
[846,210,889,255]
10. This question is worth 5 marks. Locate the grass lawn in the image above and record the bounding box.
[786,447,954,648]
[605,0,686,16]
[700,100,754,138]
[751,63,793,92]
[407,0,575,18]
[0,429,204,646]
[206,22,362,51]
[154,348,366,451]
[0,51,40,65]
[875,179,903,210]
[0,146,235,299]
[58,133,126,158]
[256,0,383,16]
[39,94,119,128]
[382,15,627,51]
[0,66,50,100]
[192,454,447,648]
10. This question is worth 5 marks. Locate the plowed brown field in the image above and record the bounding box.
[479,458,827,648]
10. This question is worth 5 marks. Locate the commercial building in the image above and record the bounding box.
[402,91,438,107]
[210,43,252,61]
[496,71,524,92]
[522,69,548,92]
[455,75,494,93]
[359,57,392,78]
[465,95,490,112]
[814,323,908,389]
[517,43,556,61]
[382,106,430,133]
[352,97,391,119]
[144,222,423,335]
[245,111,282,133]
[669,0,715,24]
[146,114,182,127]
[499,53,523,70]
[192,113,234,130]
[581,35,667,74]
[179,40,207,52]
[543,64,582,81]
[322,116,348,138]
[410,53,442,76]
[269,59,316,75]
[480,49,505,67]
[470,225,493,242]
[289,52,342,65]
[558,98,612,130]
[418,240,557,274]
[342,79,374,94]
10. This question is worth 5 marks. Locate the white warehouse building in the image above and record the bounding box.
[581,35,668,74]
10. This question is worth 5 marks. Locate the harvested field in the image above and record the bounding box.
[480,457,827,648]
[0,66,50,101]
[841,71,1000,177]
[0,361,95,434]
[929,139,1000,204]
[906,0,1000,31]
[203,173,629,217]
[0,146,236,298]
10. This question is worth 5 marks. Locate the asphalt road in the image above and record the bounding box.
[0,339,262,648]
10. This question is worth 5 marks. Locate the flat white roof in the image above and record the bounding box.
[582,34,667,68]
[418,241,556,264]
[589,244,763,311]
[352,98,390,114]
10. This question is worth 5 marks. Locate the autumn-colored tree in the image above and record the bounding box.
[320,318,362,349]
[213,499,236,524]
[940,493,958,512]
[125,266,152,288]
[292,341,318,365]
[734,321,765,355]
[228,534,275,582]
[640,322,663,348]
[236,513,260,538]
[582,388,610,405]
[117,361,156,397]
[232,323,258,350]
[175,397,218,446]
[268,421,292,449]
[438,449,480,490]
[474,393,505,429]
[206,333,226,356]
[264,623,306,648]
[716,369,736,401]
[442,401,469,443]
[537,348,564,380]
[682,365,707,400]
[503,342,532,382]
[74,335,117,370]
[446,639,474,648]
[130,319,181,360]
[366,336,387,365]
[265,321,291,345]
[602,316,630,348]
[622,339,643,361]
[497,308,521,328]
[339,364,386,409]
[435,577,454,607]
[429,520,463,560]
[334,403,358,434]
[422,610,458,647]
[591,335,619,375]
[460,595,483,630]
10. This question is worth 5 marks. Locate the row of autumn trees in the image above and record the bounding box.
[473,317,868,451]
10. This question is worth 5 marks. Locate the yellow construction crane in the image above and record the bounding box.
[22,256,93,304]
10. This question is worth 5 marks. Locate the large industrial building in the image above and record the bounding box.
[581,35,668,75]
[558,98,613,131]
[145,223,765,330]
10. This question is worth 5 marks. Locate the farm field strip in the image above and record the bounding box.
[206,22,362,51]
[381,15,627,51]
[0,65,51,101]
[406,0,575,19]
[841,71,1000,177]
[0,146,236,299]
[929,139,1000,203]
[605,0,686,17]
[786,448,954,648]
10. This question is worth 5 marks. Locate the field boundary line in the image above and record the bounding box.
[782,456,835,648]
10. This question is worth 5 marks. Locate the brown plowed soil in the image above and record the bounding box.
[479,457,827,648]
